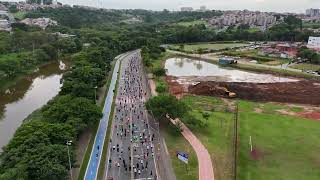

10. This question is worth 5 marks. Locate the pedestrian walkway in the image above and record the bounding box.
[180,122,214,180]
[150,76,215,180]
[169,117,215,180]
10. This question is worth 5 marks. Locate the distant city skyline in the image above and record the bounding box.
[4,0,320,13]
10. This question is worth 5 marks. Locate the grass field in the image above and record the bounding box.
[13,11,27,20]
[172,43,249,52]
[176,20,209,27]
[175,95,320,180]
[303,22,320,29]
[238,100,320,180]
[161,125,199,180]
[180,95,234,180]
[223,49,290,66]
[290,63,320,71]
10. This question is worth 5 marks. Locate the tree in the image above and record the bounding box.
[297,46,320,64]
[145,94,188,124]
[152,67,166,77]
[42,95,102,126]
[178,44,185,52]
[202,111,210,124]
[197,48,204,58]
[141,46,151,66]
[155,82,168,93]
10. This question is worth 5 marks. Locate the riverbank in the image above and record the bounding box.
[0,60,66,152]
[0,59,64,91]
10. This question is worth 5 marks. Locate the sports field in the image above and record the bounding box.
[173,43,248,52]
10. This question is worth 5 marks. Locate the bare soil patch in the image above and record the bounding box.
[189,81,320,105]
[298,112,320,120]
[250,147,263,161]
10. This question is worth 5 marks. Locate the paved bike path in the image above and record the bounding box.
[180,122,215,180]
[84,56,121,180]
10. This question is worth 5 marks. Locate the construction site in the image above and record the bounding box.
[164,57,320,106]
[167,75,320,105]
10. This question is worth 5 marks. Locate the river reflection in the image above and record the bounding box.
[165,57,298,83]
[0,61,68,152]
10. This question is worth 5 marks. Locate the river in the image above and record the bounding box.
[0,61,67,152]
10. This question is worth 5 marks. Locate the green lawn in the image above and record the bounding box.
[303,22,320,29]
[238,100,320,180]
[223,49,290,66]
[290,63,320,71]
[176,20,209,27]
[180,95,234,180]
[162,125,198,180]
[176,95,320,180]
[172,43,248,52]
[13,11,27,20]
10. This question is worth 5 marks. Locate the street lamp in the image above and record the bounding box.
[66,140,73,180]
[94,86,98,104]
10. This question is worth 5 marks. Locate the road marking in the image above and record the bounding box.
[162,137,169,155]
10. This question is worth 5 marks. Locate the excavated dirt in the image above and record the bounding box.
[189,81,320,105]
[166,76,188,99]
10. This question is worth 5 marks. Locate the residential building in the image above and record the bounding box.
[306,8,320,17]
[307,36,320,51]
[200,6,207,11]
[0,19,11,31]
[208,10,278,30]
[20,17,58,29]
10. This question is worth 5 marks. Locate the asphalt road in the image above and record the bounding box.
[105,51,158,180]
[84,53,122,180]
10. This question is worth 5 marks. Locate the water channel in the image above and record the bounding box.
[165,57,298,83]
[0,61,67,152]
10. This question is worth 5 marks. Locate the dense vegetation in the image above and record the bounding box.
[0,6,319,179]
[0,30,81,86]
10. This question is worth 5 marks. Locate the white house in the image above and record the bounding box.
[307,36,320,51]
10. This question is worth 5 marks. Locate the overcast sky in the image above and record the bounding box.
[4,0,320,13]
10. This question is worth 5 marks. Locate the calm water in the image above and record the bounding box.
[0,61,67,152]
[165,57,298,83]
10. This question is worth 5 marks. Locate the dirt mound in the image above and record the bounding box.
[298,112,320,120]
[250,147,263,160]
[166,76,186,99]
[189,81,320,105]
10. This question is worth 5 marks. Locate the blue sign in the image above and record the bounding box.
[176,151,189,164]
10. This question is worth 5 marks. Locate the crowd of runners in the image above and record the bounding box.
[106,52,158,180]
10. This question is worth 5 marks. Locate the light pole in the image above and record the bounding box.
[66,140,73,180]
[94,86,98,104]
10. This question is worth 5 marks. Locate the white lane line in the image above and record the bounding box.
[162,137,169,156]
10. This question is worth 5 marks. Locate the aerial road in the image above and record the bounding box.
[84,52,123,180]
[105,51,159,180]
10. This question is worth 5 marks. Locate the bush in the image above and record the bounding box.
[156,82,168,93]
[153,67,166,77]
